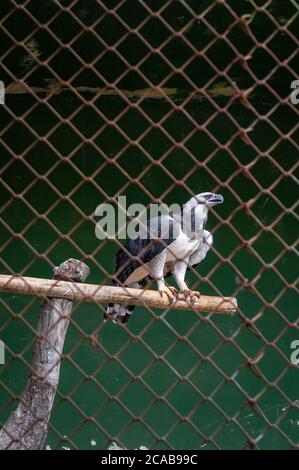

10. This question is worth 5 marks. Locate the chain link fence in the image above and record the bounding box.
[0,0,298,450]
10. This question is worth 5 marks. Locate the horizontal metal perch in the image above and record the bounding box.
[0,273,237,313]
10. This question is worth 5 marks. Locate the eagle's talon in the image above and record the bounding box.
[179,289,200,303]
[159,286,177,304]
[168,286,178,296]
[179,288,191,300]
[165,292,175,304]
[183,289,190,300]
[190,291,201,304]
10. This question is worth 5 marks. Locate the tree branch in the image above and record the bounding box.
[0,273,237,313]
[0,259,90,450]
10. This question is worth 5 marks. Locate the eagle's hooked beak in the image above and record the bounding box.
[208,193,224,206]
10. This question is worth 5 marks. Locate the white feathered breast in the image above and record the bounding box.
[166,230,202,262]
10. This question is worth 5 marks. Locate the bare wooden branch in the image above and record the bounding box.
[0,273,237,313]
[0,259,90,450]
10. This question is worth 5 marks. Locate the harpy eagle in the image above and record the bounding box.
[105,192,224,324]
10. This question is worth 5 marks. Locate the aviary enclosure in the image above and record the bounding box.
[0,0,298,450]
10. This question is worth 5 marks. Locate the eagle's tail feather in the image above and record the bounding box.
[104,303,135,325]
[104,279,150,325]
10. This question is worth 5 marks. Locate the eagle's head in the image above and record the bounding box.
[179,192,224,235]
[194,192,224,207]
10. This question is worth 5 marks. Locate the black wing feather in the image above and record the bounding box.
[114,218,175,285]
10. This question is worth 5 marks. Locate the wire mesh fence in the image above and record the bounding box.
[0,0,298,450]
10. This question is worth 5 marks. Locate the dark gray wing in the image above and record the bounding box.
[114,216,180,285]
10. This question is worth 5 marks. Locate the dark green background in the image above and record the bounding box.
[0,0,298,450]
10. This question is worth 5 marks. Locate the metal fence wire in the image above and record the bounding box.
[0,0,298,450]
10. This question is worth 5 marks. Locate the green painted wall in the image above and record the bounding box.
[0,0,298,450]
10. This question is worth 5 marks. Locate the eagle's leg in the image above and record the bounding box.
[148,252,177,303]
[172,260,200,304]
